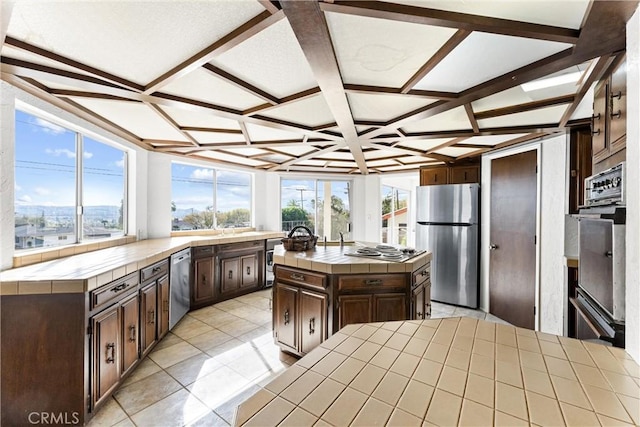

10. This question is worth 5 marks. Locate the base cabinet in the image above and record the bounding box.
[411,262,431,320]
[337,294,372,327]
[299,289,328,354]
[192,246,216,309]
[140,283,157,357]
[92,305,121,408]
[121,293,140,377]
[218,241,264,300]
[158,275,170,340]
[274,282,299,353]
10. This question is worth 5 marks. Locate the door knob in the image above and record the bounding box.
[489,243,499,250]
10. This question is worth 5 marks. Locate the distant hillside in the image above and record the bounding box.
[15,205,120,222]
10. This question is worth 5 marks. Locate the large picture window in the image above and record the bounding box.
[381,185,409,246]
[14,109,127,250]
[171,163,252,230]
[280,179,351,241]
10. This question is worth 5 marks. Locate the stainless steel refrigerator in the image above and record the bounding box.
[416,183,479,308]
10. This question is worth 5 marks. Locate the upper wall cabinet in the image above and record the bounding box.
[419,164,480,186]
[593,57,626,169]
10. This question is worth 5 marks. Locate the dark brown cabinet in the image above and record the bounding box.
[92,305,120,408]
[121,293,140,377]
[593,57,626,170]
[157,275,170,340]
[420,164,480,185]
[217,241,264,300]
[337,294,372,327]
[140,282,157,357]
[411,262,431,320]
[139,259,169,357]
[193,256,215,308]
[273,265,329,356]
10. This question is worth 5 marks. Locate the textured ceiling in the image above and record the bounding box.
[1,0,636,175]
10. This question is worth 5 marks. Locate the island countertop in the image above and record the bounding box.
[235,317,640,426]
[273,243,432,274]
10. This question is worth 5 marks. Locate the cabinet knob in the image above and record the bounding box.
[489,243,499,251]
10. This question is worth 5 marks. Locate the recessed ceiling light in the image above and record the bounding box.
[521,71,582,92]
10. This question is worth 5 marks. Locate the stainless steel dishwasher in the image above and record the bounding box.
[170,248,191,329]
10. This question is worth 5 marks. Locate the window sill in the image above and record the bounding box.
[170,227,256,237]
[13,235,137,268]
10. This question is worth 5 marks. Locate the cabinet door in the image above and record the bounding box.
[420,167,449,186]
[240,254,258,289]
[140,283,157,356]
[221,258,240,295]
[592,79,608,162]
[274,283,298,352]
[193,257,215,306]
[92,306,120,407]
[425,284,431,318]
[374,293,407,322]
[121,293,139,376]
[412,285,426,320]
[609,58,626,153]
[338,295,372,329]
[450,166,479,184]
[300,290,328,355]
[157,275,170,340]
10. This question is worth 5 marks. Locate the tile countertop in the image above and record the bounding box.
[273,244,432,274]
[0,231,284,295]
[235,317,640,427]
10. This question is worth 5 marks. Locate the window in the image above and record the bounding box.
[171,163,252,230]
[381,186,409,246]
[14,110,127,250]
[281,179,351,240]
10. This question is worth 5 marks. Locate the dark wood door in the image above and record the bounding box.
[221,258,240,294]
[240,254,258,289]
[374,293,407,322]
[489,150,537,329]
[157,275,170,339]
[299,289,327,354]
[93,306,120,406]
[592,79,608,161]
[140,283,157,355]
[274,283,298,352]
[120,293,139,376]
[192,257,214,306]
[450,166,479,184]
[338,294,372,329]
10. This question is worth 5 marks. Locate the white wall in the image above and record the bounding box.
[625,8,640,363]
[480,133,567,335]
[0,83,16,270]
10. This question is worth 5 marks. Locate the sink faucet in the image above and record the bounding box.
[339,232,344,247]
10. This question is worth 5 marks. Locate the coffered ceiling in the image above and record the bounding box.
[1,1,636,174]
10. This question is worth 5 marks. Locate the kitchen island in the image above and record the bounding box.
[271,244,432,357]
[237,317,640,426]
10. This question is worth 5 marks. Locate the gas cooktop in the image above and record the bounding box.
[344,245,426,263]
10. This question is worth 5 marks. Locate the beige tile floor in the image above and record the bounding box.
[88,292,505,427]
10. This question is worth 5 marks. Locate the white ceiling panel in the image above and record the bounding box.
[297,159,330,167]
[396,138,453,151]
[270,145,318,157]
[1,45,97,79]
[326,12,457,87]
[366,159,398,167]
[434,146,480,157]
[317,151,356,161]
[377,163,435,172]
[471,87,540,112]
[400,156,434,164]
[69,98,188,141]
[413,33,572,92]
[259,154,293,163]
[161,68,264,111]
[222,147,267,157]
[465,134,528,146]
[245,123,304,142]
[196,151,268,167]
[383,0,590,29]
[478,104,569,128]
[570,85,595,121]
[159,106,241,130]
[188,131,246,144]
[211,19,317,98]
[364,149,401,160]
[7,1,265,85]
[326,160,359,168]
[400,106,471,133]
[348,93,436,122]
[261,95,335,127]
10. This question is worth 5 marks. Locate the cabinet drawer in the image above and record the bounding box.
[91,272,138,311]
[192,245,215,258]
[218,240,264,253]
[275,266,327,291]
[338,274,407,292]
[412,263,430,287]
[140,259,169,283]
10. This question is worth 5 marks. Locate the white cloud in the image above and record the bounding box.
[15,183,22,191]
[35,117,66,135]
[45,148,76,158]
[190,168,214,180]
[34,187,51,196]
[115,159,125,168]
[16,195,32,204]
[83,151,93,159]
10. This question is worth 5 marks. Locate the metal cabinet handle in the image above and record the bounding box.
[148,309,155,324]
[309,317,315,335]
[365,279,382,286]
[489,243,499,250]
[291,273,305,281]
[228,270,233,280]
[592,128,601,136]
[106,342,115,363]
[417,312,423,319]
[284,310,290,325]
[611,110,622,119]
[152,266,161,273]
[605,251,613,258]
[246,266,251,275]
[421,270,428,276]
[201,274,207,285]
[128,325,136,342]
[611,91,622,100]
[592,113,601,120]
[110,283,130,293]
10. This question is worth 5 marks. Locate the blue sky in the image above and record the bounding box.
[14,110,125,208]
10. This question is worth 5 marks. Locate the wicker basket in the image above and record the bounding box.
[281,225,318,251]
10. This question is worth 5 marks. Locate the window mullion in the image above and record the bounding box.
[76,132,83,243]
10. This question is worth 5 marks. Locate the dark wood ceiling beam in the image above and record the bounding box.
[144,10,284,94]
[361,141,451,162]
[180,126,243,134]
[475,94,575,120]
[344,84,457,99]
[319,1,580,44]
[258,0,280,14]
[244,87,322,115]
[145,103,200,146]
[202,63,279,105]
[464,103,480,133]
[457,132,549,159]
[4,37,144,92]
[49,88,140,103]
[401,29,471,93]
[281,0,367,174]
[426,137,469,154]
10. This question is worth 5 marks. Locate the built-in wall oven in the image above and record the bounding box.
[572,162,625,347]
